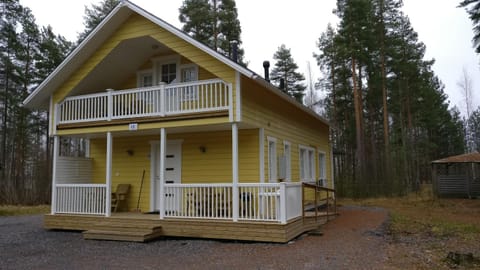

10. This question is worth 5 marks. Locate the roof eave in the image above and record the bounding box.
[22,2,131,109]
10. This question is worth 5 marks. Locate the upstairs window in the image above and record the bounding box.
[160,63,177,84]
[137,70,153,87]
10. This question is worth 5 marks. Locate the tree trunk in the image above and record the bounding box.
[351,56,366,188]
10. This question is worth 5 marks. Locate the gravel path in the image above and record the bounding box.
[0,206,389,270]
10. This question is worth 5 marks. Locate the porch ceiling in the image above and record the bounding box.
[70,36,172,97]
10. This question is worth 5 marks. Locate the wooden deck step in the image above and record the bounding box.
[83,226,163,242]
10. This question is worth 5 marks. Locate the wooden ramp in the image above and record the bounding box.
[83,220,163,242]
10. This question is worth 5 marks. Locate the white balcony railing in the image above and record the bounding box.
[54,184,106,215]
[57,79,232,125]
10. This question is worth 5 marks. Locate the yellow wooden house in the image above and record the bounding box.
[23,1,335,242]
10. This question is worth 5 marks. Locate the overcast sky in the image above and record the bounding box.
[20,0,479,115]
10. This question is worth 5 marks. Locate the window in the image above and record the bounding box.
[284,141,291,182]
[299,145,315,182]
[180,65,198,101]
[267,137,277,183]
[181,65,198,82]
[160,63,177,84]
[137,70,153,87]
[318,151,326,185]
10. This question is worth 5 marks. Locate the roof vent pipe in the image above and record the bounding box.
[230,40,238,63]
[263,61,270,82]
[280,78,285,90]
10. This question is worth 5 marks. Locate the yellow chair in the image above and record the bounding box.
[111,184,130,212]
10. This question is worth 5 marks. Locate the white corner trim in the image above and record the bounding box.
[235,71,241,122]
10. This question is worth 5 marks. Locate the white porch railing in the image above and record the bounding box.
[54,184,106,215]
[57,79,232,124]
[164,183,233,219]
[164,182,303,223]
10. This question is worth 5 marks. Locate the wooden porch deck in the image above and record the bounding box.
[44,212,335,243]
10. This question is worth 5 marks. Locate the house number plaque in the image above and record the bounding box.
[129,123,138,131]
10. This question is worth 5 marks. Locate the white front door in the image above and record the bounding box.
[152,140,182,212]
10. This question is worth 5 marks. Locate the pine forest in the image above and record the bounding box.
[0,0,479,204]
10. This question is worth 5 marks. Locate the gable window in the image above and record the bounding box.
[267,137,277,183]
[181,65,198,82]
[299,145,315,182]
[160,63,177,84]
[137,70,153,88]
[180,64,199,101]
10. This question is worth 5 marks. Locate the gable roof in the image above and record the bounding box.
[23,0,329,126]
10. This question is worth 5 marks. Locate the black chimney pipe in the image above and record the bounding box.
[280,78,285,90]
[231,40,238,63]
[263,61,270,82]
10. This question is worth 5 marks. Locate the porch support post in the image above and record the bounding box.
[105,131,112,217]
[50,135,59,215]
[259,128,265,183]
[159,128,166,219]
[232,122,239,222]
[279,182,287,224]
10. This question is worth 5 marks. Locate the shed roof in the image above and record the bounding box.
[431,152,480,164]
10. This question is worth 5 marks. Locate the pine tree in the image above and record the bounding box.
[459,0,480,53]
[270,44,306,103]
[468,107,480,151]
[314,0,466,197]
[78,0,120,43]
[179,0,245,63]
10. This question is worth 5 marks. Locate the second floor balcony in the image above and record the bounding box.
[55,79,232,127]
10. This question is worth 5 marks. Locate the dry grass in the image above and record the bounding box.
[0,205,50,216]
[339,185,480,269]
[339,185,480,238]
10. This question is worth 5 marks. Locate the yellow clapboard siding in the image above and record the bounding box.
[88,129,259,211]
[52,13,238,125]
[241,76,332,191]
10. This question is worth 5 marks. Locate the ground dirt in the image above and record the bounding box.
[1,196,479,269]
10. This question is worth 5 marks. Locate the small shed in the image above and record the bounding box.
[431,152,480,198]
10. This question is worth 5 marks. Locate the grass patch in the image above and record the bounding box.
[0,205,50,216]
[338,185,480,240]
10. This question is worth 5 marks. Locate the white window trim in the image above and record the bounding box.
[179,63,198,81]
[299,145,315,182]
[153,55,181,85]
[283,141,291,182]
[318,149,327,185]
[267,136,277,183]
[136,69,153,87]
[179,64,199,101]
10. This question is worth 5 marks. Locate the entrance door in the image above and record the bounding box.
[152,140,182,212]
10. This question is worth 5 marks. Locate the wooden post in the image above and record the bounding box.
[259,128,264,183]
[51,135,59,214]
[232,123,239,222]
[105,132,112,217]
[280,182,287,224]
[159,82,166,116]
[159,128,166,219]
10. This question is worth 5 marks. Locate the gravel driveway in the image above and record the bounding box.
[0,206,389,270]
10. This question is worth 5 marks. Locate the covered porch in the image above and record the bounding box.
[48,123,337,242]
